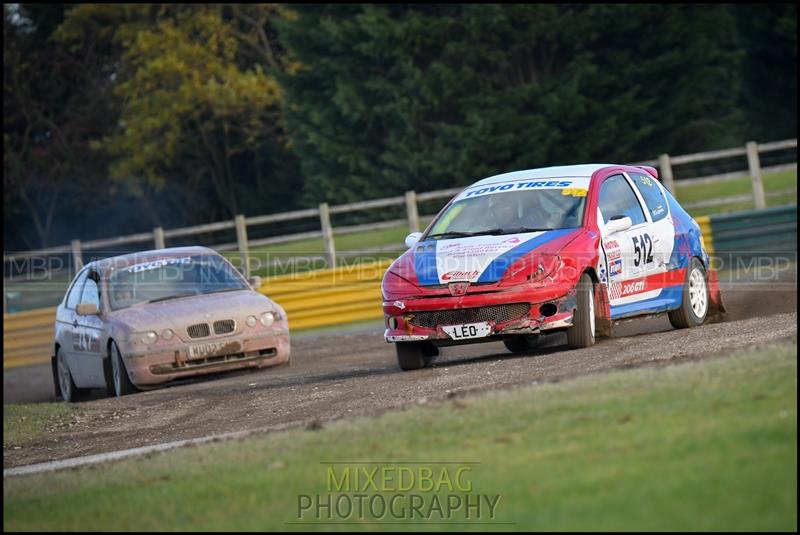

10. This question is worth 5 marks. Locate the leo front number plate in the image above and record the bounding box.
[442,322,492,340]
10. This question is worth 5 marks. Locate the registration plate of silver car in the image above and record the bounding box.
[188,341,227,359]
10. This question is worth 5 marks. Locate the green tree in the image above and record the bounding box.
[734,4,796,141]
[277,5,744,205]
[4,4,117,248]
[57,4,300,222]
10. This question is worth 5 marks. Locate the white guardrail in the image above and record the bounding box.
[3,138,797,287]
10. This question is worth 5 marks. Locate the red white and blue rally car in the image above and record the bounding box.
[382,164,726,370]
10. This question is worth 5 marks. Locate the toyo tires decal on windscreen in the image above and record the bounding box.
[454,176,591,201]
[413,228,576,285]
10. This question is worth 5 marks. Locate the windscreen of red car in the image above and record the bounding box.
[107,254,249,310]
[425,187,586,239]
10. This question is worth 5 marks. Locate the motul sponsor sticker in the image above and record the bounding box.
[605,240,621,260]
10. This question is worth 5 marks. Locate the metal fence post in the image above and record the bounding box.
[71,239,83,272]
[658,153,675,194]
[235,214,250,278]
[153,227,165,249]
[746,141,766,209]
[319,203,336,268]
[405,190,420,233]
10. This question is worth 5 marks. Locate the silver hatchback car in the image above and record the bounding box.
[52,246,290,401]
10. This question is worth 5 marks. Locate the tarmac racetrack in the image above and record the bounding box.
[3,271,797,470]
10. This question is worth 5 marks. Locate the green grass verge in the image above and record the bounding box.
[4,340,797,531]
[677,169,797,217]
[3,403,77,448]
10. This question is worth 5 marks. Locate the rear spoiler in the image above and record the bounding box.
[637,166,659,180]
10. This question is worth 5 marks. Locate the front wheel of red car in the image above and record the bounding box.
[566,273,596,349]
[110,341,139,397]
[503,334,541,353]
[396,342,436,371]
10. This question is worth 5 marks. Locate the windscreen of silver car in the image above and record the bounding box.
[108,255,248,310]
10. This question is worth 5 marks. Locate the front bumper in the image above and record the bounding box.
[383,283,577,344]
[122,326,291,386]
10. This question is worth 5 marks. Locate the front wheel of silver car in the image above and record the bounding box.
[566,273,596,349]
[110,341,138,397]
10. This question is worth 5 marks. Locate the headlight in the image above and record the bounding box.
[382,271,421,300]
[246,315,258,327]
[161,328,174,341]
[500,255,562,286]
[260,311,275,327]
[530,259,557,281]
[140,331,158,345]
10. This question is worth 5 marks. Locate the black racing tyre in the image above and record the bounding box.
[110,340,139,397]
[102,350,116,397]
[669,257,709,329]
[396,342,436,371]
[56,346,87,402]
[503,334,541,353]
[566,273,596,349]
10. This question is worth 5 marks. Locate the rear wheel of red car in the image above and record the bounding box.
[110,341,138,397]
[669,258,708,329]
[566,273,596,349]
[396,342,436,371]
[56,346,87,402]
[503,334,541,353]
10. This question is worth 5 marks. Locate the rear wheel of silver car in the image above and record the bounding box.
[566,273,596,349]
[503,334,541,353]
[396,342,436,371]
[56,347,85,402]
[669,257,708,329]
[110,341,138,397]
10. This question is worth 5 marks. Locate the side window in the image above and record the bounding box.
[81,275,101,308]
[598,174,647,226]
[630,172,668,222]
[65,269,89,309]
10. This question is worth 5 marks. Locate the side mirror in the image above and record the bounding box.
[76,303,99,316]
[605,216,632,234]
[405,232,422,248]
[248,276,262,290]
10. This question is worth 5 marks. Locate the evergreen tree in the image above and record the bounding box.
[277,4,744,205]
